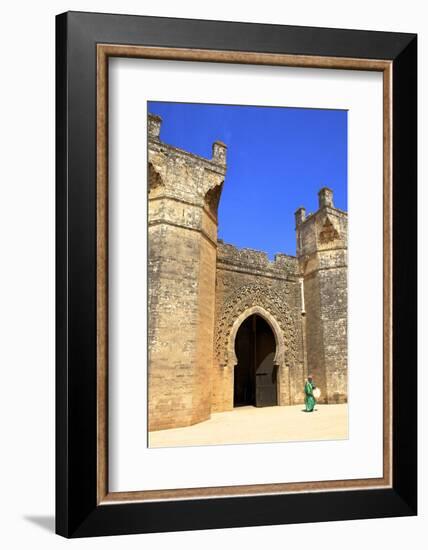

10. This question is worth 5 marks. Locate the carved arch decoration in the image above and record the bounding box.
[215,283,298,369]
[319,216,339,244]
[227,305,285,368]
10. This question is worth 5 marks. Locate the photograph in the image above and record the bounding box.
[0,1,420,545]
[147,101,349,448]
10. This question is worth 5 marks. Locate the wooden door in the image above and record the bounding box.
[255,316,277,407]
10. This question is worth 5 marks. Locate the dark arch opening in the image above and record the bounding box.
[204,182,223,219]
[234,314,278,408]
[148,162,164,198]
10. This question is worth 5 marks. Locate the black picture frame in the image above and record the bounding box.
[56,11,417,538]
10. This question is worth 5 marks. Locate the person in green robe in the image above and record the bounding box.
[304,375,316,412]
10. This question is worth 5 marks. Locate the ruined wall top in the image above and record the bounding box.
[294,188,347,227]
[148,113,227,219]
[217,241,299,280]
[148,113,162,140]
[318,187,334,209]
[148,113,227,173]
[295,188,348,260]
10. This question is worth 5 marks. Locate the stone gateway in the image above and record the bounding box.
[148,114,348,431]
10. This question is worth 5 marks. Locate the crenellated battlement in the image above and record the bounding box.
[295,187,348,260]
[217,241,299,280]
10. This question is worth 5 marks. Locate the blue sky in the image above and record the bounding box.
[148,101,347,258]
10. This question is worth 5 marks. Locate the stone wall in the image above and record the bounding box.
[213,242,306,411]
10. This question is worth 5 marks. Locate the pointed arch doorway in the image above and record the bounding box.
[234,314,278,407]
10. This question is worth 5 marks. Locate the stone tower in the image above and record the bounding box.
[147,114,227,430]
[295,188,348,403]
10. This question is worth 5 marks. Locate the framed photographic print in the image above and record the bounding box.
[56,11,417,537]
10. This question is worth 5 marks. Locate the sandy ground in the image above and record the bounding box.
[149,403,348,448]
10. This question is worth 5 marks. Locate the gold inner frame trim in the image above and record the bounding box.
[96,43,393,505]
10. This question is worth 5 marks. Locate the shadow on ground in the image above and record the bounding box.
[24,515,55,533]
